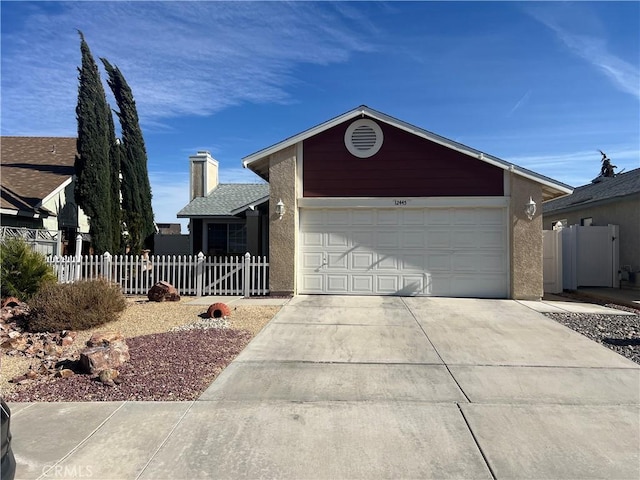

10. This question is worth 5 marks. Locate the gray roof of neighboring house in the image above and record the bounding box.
[177,183,269,218]
[543,168,640,214]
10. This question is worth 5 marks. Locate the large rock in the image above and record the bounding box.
[87,331,124,347]
[147,281,180,302]
[79,335,130,375]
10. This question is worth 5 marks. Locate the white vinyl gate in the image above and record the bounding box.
[543,224,619,292]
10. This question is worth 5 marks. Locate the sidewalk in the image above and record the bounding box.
[576,287,640,308]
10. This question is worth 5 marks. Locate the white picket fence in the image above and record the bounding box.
[46,252,269,297]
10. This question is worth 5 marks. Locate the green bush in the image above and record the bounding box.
[1,237,57,301]
[26,278,127,332]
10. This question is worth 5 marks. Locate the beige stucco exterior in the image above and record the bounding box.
[510,174,544,300]
[268,145,297,295]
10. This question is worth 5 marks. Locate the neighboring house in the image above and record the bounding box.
[177,151,269,257]
[1,137,90,254]
[182,105,572,299]
[543,168,640,284]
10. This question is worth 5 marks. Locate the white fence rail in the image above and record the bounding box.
[46,252,269,297]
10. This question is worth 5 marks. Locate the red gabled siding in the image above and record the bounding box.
[303,118,504,197]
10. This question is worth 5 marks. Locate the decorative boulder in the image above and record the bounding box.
[207,303,231,319]
[147,281,180,302]
[79,331,129,375]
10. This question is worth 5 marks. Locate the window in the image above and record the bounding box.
[207,223,247,255]
[581,217,593,226]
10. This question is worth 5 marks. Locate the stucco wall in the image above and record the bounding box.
[510,174,544,300]
[268,145,297,295]
[543,194,640,272]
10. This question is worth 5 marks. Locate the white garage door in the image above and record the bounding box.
[299,207,508,297]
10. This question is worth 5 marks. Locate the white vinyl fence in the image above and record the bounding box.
[46,252,269,297]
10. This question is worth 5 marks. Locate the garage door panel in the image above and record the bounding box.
[328,253,348,269]
[326,210,350,225]
[453,209,477,224]
[302,231,324,247]
[427,209,453,225]
[351,275,374,293]
[327,275,349,292]
[427,253,451,271]
[476,230,505,248]
[302,274,324,292]
[376,254,399,270]
[352,210,375,225]
[402,210,425,225]
[376,275,399,294]
[352,252,374,270]
[426,230,451,247]
[377,210,399,225]
[378,231,400,248]
[452,253,505,273]
[402,275,425,295]
[352,231,376,249]
[302,252,324,270]
[403,231,424,248]
[401,254,425,270]
[299,207,507,297]
[452,230,478,248]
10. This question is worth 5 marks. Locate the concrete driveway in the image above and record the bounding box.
[9,296,640,479]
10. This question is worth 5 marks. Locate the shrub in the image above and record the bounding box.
[26,278,127,332]
[1,237,57,301]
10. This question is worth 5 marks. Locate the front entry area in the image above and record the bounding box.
[298,206,508,297]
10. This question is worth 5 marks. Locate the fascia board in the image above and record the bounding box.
[39,177,73,209]
[229,195,270,215]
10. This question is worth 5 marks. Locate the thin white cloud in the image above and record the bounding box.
[507,90,532,117]
[1,2,377,136]
[528,5,640,101]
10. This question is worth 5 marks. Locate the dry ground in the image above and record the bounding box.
[1,297,281,398]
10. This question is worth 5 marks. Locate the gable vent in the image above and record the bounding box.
[344,119,383,158]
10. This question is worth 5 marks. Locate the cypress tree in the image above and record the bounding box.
[101,58,155,254]
[74,31,119,254]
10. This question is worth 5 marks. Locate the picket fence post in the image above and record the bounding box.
[243,252,251,298]
[196,252,205,297]
[102,252,112,282]
[74,234,83,281]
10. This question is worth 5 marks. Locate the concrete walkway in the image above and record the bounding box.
[9,296,640,479]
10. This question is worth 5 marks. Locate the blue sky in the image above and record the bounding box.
[2,1,639,232]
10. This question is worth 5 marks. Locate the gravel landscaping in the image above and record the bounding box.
[544,300,640,365]
[1,297,281,401]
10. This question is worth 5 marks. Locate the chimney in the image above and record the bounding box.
[189,151,219,200]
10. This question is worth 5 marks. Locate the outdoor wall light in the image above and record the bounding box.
[525,196,537,220]
[276,199,285,219]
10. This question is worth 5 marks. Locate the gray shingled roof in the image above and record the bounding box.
[543,168,640,214]
[177,183,269,218]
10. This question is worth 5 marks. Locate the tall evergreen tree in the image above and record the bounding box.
[74,31,119,254]
[101,58,155,254]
